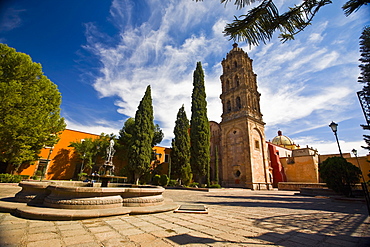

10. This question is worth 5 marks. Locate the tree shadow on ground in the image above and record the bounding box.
[166,231,370,246]
[253,212,369,244]
[202,194,366,214]
[166,233,217,245]
[255,230,370,246]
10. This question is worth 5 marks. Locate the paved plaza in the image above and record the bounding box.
[0,184,369,246]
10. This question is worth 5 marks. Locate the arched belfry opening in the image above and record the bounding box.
[235,75,240,87]
[236,96,241,109]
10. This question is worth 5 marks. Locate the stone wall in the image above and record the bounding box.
[278,182,327,191]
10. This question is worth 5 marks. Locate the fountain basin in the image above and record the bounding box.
[15,181,84,205]
[16,181,165,209]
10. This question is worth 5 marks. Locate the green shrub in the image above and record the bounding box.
[319,157,361,197]
[159,174,169,186]
[209,183,221,188]
[152,174,161,185]
[189,182,199,188]
[78,173,88,181]
[0,174,22,183]
[139,171,151,185]
[168,179,179,187]
[20,175,30,180]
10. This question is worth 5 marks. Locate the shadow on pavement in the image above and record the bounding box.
[166,234,218,245]
[203,194,366,214]
[256,230,370,246]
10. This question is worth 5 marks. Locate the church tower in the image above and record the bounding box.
[219,43,270,189]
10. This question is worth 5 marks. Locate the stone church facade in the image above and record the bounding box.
[210,44,271,189]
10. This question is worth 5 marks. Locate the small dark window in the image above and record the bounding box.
[227,101,231,112]
[164,154,169,163]
[255,140,260,150]
[234,170,241,177]
[234,61,237,68]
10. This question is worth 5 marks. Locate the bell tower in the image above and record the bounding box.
[219,43,270,189]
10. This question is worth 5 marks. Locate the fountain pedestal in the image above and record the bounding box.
[89,175,127,187]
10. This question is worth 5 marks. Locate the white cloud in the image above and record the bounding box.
[76,0,369,150]
[65,119,120,136]
[295,135,368,157]
[260,84,352,126]
[81,0,233,145]
[308,33,323,43]
[0,8,26,32]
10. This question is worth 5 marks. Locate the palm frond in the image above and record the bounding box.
[342,0,370,16]
[220,0,260,9]
[224,0,279,46]
[224,0,332,46]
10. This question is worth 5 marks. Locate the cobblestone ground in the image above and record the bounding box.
[0,184,369,246]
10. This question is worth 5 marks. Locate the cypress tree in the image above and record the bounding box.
[190,62,210,185]
[359,27,370,150]
[130,85,154,185]
[171,105,192,185]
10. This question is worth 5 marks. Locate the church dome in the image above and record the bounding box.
[272,130,294,146]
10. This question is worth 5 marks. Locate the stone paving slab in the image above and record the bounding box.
[0,184,369,246]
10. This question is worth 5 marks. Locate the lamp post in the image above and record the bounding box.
[329,121,343,157]
[352,148,370,215]
[351,149,366,183]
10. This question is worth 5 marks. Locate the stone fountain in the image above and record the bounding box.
[92,139,118,187]
[0,139,177,220]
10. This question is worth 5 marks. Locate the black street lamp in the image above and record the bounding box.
[351,149,365,183]
[352,148,370,215]
[329,121,343,157]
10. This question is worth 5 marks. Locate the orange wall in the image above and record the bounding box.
[17,129,99,179]
[44,129,99,180]
[17,129,171,180]
[16,162,37,177]
[342,156,370,183]
[152,146,171,175]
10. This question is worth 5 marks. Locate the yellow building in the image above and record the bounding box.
[267,136,318,187]
[268,130,370,187]
[320,153,370,183]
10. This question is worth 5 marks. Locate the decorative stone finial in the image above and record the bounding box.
[232,43,238,49]
[278,130,282,136]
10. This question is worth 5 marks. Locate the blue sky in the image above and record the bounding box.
[1,0,369,155]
